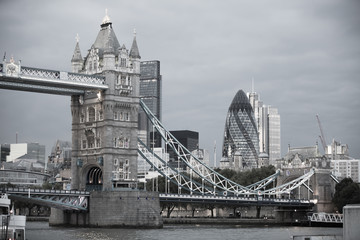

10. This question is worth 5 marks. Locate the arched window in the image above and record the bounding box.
[124,138,129,148]
[119,138,124,148]
[88,107,96,122]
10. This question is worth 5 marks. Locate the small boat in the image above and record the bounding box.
[0,193,26,240]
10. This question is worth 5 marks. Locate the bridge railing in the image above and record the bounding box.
[1,61,107,88]
[2,187,90,196]
[308,212,343,223]
[159,193,314,206]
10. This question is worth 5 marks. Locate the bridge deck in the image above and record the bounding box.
[0,63,108,95]
[160,194,315,207]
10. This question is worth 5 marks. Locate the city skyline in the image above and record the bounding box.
[0,1,359,164]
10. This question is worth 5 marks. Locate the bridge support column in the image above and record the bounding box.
[89,190,163,228]
[49,208,89,226]
[49,190,162,228]
[256,206,261,218]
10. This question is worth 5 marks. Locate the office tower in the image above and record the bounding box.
[248,91,281,166]
[168,130,199,171]
[139,61,162,147]
[221,90,259,170]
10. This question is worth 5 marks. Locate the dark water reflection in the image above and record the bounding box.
[26,221,342,240]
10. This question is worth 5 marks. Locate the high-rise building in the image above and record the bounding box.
[221,90,259,170]
[167,130,199,171]
[331,159,360,183]
[248,91,281,166]
[0,144,10,163]
[139,61,162,147]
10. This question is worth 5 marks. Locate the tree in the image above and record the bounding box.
[332,178,360,213]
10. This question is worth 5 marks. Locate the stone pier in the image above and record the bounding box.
[49,190,163,228]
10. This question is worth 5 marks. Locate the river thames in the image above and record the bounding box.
[26,221,342,240]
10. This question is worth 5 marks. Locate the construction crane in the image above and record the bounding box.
[316,114,327,152]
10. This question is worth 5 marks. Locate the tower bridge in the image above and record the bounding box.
[0,12,336,227]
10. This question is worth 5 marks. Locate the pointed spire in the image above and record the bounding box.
[101,8,112,28]
[71,34,83,62]
[129,29,141,59]
[102,8,111,25]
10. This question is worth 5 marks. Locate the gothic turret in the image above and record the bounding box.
[129,30,141,74]
[129,30,141,59]
[71,34,83,73]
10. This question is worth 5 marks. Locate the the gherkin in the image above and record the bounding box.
[222,89,259,169]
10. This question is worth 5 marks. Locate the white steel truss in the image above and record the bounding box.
[309,213,343,223]
[138,139,216,195]
[139,100,315,197]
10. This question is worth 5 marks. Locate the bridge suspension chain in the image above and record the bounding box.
[139,100,315,197]
[138,139,216,195]
[260,168,315,196]
[140,100,260,196]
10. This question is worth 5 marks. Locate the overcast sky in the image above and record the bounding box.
[0,0,359,164]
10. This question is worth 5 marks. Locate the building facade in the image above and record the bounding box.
[248,91,280,166]
[5,143,45,163]
[166,130,199,171]
[331,159,360,183]
[138,61,162,147]
[326,139,349,160]
[221,89,259,170]
[0,144,10,163]
[70,13,141,191]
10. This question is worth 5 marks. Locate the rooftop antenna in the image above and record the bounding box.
[251,77,255,93]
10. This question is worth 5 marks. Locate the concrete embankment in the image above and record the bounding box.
[163,217,291,226]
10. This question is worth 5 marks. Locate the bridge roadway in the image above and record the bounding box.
[3,187,315,211]
[0,63,108,95]
[3,187,89,211]
[159,193,315,207]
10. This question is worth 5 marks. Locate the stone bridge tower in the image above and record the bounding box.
[276,145,336,213]
[70,12,141,191]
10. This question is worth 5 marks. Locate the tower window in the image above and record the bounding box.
[120,58,126,67]
[119,138,124,148]
[88,107,96,122]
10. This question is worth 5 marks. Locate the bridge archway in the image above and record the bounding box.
[86,166,103,191]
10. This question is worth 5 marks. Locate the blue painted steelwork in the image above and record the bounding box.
[3,188,89,211]
[139,99,315,198]
[160,193,315,207]
[0,63,108,95]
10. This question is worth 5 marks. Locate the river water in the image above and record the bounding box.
[26,221,342,240]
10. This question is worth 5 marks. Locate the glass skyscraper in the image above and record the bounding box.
[248,90,281,166]
[222,90,259,169]
[139,61,162,147]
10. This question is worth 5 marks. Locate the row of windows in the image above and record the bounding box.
[114,112,130,121]
[113,158,130,180]
[82,138,101,149]
[81,137,131,149]
[114,137,130,148]
[80,107,131,123]
[117,75,131,85]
